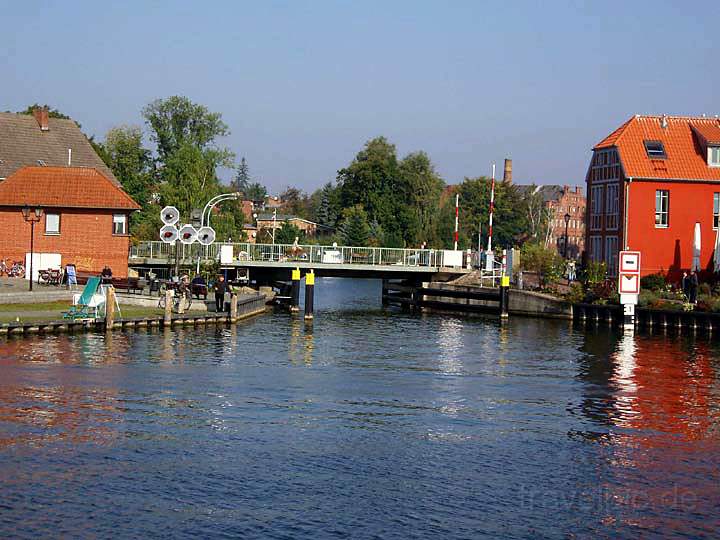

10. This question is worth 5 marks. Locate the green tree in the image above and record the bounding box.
[233,157,251,193]
[104,125,153,207]
[339,205,371,246]
[245,182,267,201]
[398,151,445,245]
[142,96,234,220]
[17,104,70,119]
[337,137,402,240]
[316,182,339,228]
[275,221,304,244]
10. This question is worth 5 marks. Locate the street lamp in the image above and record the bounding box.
[21,205,44,291]
[563,212,571,259]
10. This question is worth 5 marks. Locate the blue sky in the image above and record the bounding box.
[3,1,718,193]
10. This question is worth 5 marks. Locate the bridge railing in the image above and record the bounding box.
[131,241,449,268]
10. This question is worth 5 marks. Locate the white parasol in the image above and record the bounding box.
[692,222,701,272]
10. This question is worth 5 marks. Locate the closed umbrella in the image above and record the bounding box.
[714,225,720,272]
[692,222,701,272]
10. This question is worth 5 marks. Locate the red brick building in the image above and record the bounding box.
[0,167,140,277]
[585,115,720,278]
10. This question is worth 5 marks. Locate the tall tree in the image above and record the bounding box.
[104,125,153,207]
[337,136,403,242]
[398,151,445,245]
[338,205,371,246]
[142,96,234,219]
[316,182,339,228]
[245,182,267,201]
[233,157,251,193]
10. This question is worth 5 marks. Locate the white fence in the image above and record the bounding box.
[130,241,455,268]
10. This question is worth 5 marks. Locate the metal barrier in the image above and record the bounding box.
[130,241,450,268]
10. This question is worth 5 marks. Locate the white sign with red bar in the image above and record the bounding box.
[619,274,640,294]
[619,251,641,274]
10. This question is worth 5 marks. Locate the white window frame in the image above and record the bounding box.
[605,236,618,274]
[710,146,720,167]
[590,185,603,230]
[112,213,127,235]
[655,190,669,228]
[714,193,720,230]
[45,212,60,235]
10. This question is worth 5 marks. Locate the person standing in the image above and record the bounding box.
[681,271,690,299]
[213,274,227,312]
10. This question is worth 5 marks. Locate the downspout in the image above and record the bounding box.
[623,177,632,250]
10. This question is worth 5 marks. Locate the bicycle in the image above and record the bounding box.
[158,286,193,313]
[4,260,25,278]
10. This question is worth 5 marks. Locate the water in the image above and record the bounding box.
[1,279,718,539]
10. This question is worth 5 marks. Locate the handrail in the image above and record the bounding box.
[129,241,475,269]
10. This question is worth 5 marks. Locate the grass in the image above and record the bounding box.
[0,301,164,323]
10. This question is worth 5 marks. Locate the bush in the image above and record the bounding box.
[699,282,711,296]
[520,243,565,288]
[638,290,660,307]
[583,261,607,285]
[565,282,586,304]
[640,272,666,291]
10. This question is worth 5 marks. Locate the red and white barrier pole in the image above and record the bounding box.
[454,193,459,250]
[487,163,496,252]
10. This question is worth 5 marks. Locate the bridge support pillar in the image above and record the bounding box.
[304,270,315,321]
[291,268,301,312]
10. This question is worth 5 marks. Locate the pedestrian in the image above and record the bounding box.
[213,274,227,312]
[689,270,699,304]
[681,271,690,299]
[567,260,576,282]
[101,265,113,284]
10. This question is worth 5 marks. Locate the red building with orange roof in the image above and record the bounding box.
[0,166,140,277]
[585,115,720,279]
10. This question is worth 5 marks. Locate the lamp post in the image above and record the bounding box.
[21,205,44,291]
[563,212,571,259]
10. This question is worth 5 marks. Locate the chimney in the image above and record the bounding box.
[661,114,668,129]
[32,106,49,131]
[502,158,512,183]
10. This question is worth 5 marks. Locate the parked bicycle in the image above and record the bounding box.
[0,259,25,278]
[157,278,193,312]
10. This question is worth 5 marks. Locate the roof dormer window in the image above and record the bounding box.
[644,140,666,159]
[710,147,720,167]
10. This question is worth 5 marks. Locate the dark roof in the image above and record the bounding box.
[516,184,565,203]
[0,166,140,210]
[0,112,119,184]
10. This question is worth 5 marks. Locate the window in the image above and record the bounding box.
[589,236,602,263]
[710,147,720,167]
[590,185,603,230]
[45,213,60,234]
[605,183,619,230]
[112,214,127,235]
[655,190,669,227]
[605,236,619,273]
[714,193,720,229]
[644,140,667,159]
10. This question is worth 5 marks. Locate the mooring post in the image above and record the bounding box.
[291,268,301,312]
[105,286,116,332]
[304,270,315,321]
[164,289,173,326]
[230,293,238,322]
[499,275,510,319]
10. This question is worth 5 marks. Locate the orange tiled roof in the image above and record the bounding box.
[594,115,720,181]
[0,166,141,210]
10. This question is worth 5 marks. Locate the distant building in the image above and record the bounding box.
[586,115,720,278]
[255,213,330,241]
[517,184,586,258]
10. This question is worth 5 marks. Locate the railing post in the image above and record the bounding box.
[499,275,510,319]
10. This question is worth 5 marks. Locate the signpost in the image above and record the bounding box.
[618,251,641,330]
[160,206,216,277]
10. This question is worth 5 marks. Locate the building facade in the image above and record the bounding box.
[0,167,140,277]
[585,115,720,278]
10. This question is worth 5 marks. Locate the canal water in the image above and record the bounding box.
[0,279,718,539]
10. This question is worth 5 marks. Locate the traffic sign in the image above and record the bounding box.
[160,224,178,244]
[619,251,641,274]
[178,224,198,244]
[619,273,640,294]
